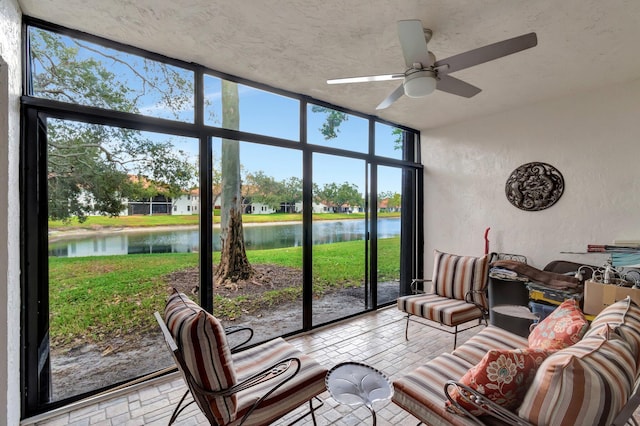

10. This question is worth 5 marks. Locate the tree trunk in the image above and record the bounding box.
[215,80,253,285]
[216,206,252,282]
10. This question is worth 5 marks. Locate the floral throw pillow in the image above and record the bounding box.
[447,348,551,415]
[528,298,589,350]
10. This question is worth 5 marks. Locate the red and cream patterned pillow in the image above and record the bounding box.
[528,298,588,350]
[447,347,551,415]
[432,250,490,308]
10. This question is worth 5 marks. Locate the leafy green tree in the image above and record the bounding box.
[314,182,362,212]
[310,105,349,140]
[30,28,196,222]
[244,170,283,211]
[334,182,363,212]
[392,127,404,151]
[281,177,303,213]
[314,182,338,212]
[388,193,402,210]
[378,191,401,211]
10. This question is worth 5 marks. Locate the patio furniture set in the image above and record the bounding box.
[156,250,640,425]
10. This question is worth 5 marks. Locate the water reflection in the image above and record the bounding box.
[49,218,400,258]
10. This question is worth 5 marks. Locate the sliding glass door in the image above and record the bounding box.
[45,118,199,402]
[312,153,368,326]
[376,165,403,306]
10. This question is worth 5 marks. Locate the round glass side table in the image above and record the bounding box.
[325,361,393,425]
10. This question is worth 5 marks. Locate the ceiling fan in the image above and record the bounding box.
[327,20,537,110]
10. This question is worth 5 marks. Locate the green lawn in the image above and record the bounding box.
[49,237,400,350]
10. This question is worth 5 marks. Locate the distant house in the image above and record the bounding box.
[378,198,400,213]
[127,194,172,215]
[124,175,172,215]
[249,202,277,214]
[295,201,328,213]
[173,189,199,215]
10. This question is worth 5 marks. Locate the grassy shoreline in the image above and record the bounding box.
[48,211,401,231]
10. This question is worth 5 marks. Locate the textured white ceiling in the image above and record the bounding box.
[16,0,640,132]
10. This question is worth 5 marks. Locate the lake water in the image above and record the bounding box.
[49,218,401,258]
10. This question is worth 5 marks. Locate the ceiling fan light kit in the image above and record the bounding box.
[403,70,437,98]
[327,19,538,109]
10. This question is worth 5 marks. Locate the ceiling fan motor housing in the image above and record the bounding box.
[403,70,437,98]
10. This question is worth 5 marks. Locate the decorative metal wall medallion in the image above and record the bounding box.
[505,162,564,211]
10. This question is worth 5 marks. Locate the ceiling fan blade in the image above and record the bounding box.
[376,84,405,110]
[434,32,537,74]
[436,75,482,98]
[397,20,431,68]
[327,74,404,84]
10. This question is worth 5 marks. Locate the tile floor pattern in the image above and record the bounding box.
[31,307,481,425]
[26,307,640,425]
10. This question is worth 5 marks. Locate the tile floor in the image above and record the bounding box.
[28,306,479,425]
[25,307,640,425]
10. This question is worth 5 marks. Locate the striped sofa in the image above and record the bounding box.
[392,296,640,426]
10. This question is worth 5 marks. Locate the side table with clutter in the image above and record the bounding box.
[488,258,586,335]
[488,255,640,328]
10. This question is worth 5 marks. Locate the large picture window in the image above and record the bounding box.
[21,18,422,417]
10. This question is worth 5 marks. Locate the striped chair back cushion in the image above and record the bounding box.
[432,250,489,308]
[164,290,237,425]
[518,332,636,425]
[585,296,640,365]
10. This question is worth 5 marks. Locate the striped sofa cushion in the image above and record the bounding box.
[518,333,636,426]
[397,293,485,326]
[392,353,478,426]
[585,296,640,365]
[452,325,529,366]
[432,251,489,308]
[164,290,238,425]
[231,337,328,425]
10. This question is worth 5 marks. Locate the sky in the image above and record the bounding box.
[33,26,405,195]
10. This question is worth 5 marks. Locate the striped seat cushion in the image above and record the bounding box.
[392,353,478,426]
[229,337,328,425]
[432,251,490,308]
[164,290,238,425]
[518,333,636,426]
[452,325,529,366]
[585,296,640,365]
[397,293,485,326]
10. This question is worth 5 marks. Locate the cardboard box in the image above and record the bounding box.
[583,279,640,315]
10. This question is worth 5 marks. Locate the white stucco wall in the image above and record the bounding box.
[0,0,22,424]
[422,78,640,273]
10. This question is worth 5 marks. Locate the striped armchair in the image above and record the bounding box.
[397,250,490,348]
[156,290,327,426]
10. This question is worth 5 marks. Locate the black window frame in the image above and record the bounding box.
[20,16,423,418]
